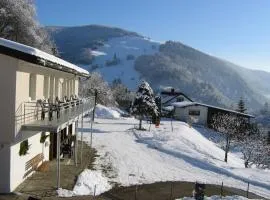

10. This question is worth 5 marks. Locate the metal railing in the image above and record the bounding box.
[15,97,94,131]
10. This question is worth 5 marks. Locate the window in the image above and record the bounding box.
[189,110,200,116]
[29,73,36,100]
[176,96,184,102]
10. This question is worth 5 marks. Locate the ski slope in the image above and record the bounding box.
[87,36,161,89]
[73,108,270,198]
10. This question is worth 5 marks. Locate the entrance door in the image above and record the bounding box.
[49,133,57,160]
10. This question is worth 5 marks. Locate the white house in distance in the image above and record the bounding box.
[0,38,92,193]
[161,87,254,127]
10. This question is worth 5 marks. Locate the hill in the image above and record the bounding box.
[47,25,270,110]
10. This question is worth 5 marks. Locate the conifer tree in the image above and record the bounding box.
[131,81,159,130]
[236,97,247,113]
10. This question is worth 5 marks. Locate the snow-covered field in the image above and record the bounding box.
[61,107,270,198]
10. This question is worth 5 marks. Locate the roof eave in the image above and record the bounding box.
[0,45,88,77]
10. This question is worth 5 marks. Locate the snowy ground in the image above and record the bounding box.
[63,107,270,198]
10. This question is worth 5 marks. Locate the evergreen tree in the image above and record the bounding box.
[131,81,159,130]
[236,97,247,113]
[260,102,269,115]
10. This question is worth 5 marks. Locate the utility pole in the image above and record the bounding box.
[92,89,98,122]
[90,89,97,148]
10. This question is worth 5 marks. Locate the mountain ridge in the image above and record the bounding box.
[46,25,270,111]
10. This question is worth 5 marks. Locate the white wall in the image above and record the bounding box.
[0,144,11,192]
[174,105,208,125]
[0,54,17,144]
[36,74,44,100]
[10,132,50,191]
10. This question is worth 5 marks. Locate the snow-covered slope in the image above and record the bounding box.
[89,36,161,89]
[78,117,270,198]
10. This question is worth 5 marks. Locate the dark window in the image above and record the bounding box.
[189,110,200,116]
[176,96,184,102]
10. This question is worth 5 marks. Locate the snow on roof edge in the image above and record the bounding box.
[0,38,89,76]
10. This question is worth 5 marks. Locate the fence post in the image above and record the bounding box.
[220,181,223,197]
[80,103,84,165]
[246,182,249,198]
[94,184,96,198]
[170,182,173,200]
[135,185,138,200]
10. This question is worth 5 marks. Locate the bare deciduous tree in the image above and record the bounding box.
[211,113,246,162]
[0,0,54,53]
[80,72,115,106]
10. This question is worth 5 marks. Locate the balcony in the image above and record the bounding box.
[15,97,94,133]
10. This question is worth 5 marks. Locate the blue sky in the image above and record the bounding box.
[36,0,270,72]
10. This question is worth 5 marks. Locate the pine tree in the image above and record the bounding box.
[131,81,159,130]
[236,97,247,113]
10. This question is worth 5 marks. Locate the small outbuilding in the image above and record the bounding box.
[172,101,254,127]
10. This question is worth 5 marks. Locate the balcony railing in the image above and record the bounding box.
[15,97,94,133]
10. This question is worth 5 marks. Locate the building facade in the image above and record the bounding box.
[0,38,91,192]
[172,101,254,127]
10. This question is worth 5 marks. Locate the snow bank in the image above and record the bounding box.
[57,169,111,197]
[95,104,121,119]
[73,169,112,195]
[177,195,249,200]
[109,107,131,116]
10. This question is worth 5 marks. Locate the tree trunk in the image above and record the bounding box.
[224,136,230,162]
[224,150,228,162]
[139,118,142,130]
[244,160,248,168]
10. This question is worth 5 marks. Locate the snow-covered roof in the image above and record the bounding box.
[162,105,174,111]
[172,101,255,118]
[0,38,89,76]
[172,101,195,107]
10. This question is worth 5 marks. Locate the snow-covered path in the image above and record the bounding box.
[80,117,270,199]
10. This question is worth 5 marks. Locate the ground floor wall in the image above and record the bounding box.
[0,144,11,193]
[9,132,50,192]
[0,121,77,193]
[174,106,208,126]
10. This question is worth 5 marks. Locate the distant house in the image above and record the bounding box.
[161,87,193,106]
[0,38,92,193]
[161,87,254,126]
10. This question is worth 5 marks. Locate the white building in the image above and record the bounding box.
[0,38,92,193]
[172,101,254,127]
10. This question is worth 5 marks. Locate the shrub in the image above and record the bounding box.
[19,140,30,156]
